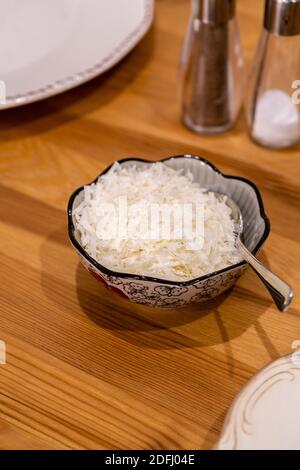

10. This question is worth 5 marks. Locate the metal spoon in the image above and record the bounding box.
[226,196,294,312]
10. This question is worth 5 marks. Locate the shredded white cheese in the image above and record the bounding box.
[74,162,242,281]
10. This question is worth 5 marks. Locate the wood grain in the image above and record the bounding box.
[0,0,299,449]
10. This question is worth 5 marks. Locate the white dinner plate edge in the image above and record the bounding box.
[1,0,154,109]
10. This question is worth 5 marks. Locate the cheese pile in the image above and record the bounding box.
[73,162,241,281]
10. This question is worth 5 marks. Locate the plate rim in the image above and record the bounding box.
[215,353,300,450]
[1,0,154,109]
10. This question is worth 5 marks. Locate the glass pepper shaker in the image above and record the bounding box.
[179,0,244,135]
[246,0,300,149]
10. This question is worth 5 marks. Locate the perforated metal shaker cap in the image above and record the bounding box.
[193,0,236,25]
[264,0,300,36]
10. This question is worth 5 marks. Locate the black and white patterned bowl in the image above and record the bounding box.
[68,156,270,308]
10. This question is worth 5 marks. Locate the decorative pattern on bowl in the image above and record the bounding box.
[68,155,270,308]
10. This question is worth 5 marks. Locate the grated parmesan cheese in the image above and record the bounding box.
[74,162,242,281]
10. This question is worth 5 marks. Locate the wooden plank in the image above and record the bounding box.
[0,0,299,449]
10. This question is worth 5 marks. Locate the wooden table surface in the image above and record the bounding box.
[0,0,299,450]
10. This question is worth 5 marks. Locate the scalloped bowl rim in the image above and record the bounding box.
[67,155,271,287]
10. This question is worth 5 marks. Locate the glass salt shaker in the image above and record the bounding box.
[179,0,244,135]
[246,0,300,149]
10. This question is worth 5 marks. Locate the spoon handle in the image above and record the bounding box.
[237,238,294,312]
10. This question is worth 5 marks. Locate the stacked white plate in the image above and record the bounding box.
[216,354,300,450]
[0,0,154,108]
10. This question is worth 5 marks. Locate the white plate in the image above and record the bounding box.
[216,353,300,450]
[0,0,153,109]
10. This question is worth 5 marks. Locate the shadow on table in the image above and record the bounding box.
[201,409,230,450]
[0,26,155,141]
[75,254,273,349]
[40,226,276,374]
[39,224,279,384]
